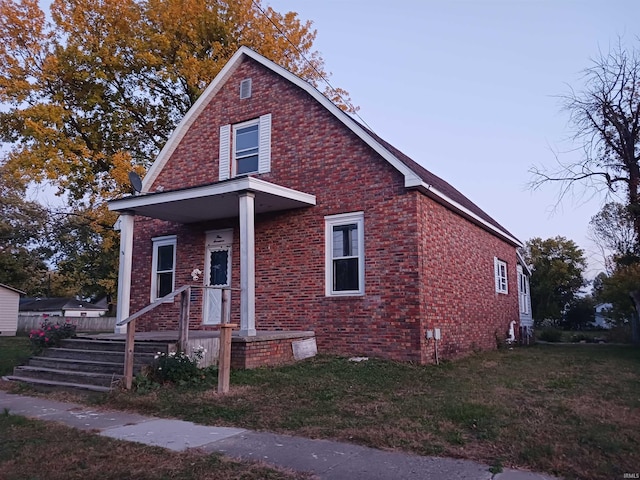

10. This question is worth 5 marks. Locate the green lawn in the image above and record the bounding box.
[2,338,638,480]
[0,336,31,376]
[0,414,310,480]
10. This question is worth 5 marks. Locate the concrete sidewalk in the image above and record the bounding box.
[0,391,558,480]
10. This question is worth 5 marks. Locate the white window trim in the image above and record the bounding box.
[494,257,508,294]
[325,212,365,296]
[232,118,260,176]
[151,235,177,303]
[219,114,271,180]
[517,265,530,314]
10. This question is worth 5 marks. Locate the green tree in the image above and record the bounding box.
[563,295,596,330]
[589,202,638,267]
[531,41,640,343]
[598,265,639,327]
[589,202,640,340]
[49,204,119,301]
[0,171,50,294]
[523,236,587,325]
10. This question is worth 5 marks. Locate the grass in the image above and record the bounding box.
[0,336,31,376]
[0,413,311,480]
[1,339,639,480]
[538,326,632,344]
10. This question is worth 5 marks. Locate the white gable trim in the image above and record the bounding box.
[516,249,532,275]
[141,46,519,246]
[0,283,25,295]
[142,46,420,193]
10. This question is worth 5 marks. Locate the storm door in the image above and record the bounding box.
[203,243,231,325]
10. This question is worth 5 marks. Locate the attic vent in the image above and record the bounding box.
[240,78,252,99]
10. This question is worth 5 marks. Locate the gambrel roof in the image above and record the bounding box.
[140,47,521,247]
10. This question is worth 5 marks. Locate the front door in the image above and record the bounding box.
[203,230,232,325]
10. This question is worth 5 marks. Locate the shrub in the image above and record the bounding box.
[570,333,597,343]
[153,346,208,386]
[538,328,562,343]
[28,321,77,354]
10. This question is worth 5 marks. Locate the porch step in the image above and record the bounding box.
[7,338,175,392]
[2,375,111,393]
[60,338,169,354]
[28,357,132,375]
[41,348,157,364]
[11,366,121,388]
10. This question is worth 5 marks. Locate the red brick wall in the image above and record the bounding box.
[231,336,315,369]
[127,56,519,364]
[416,195,520,363]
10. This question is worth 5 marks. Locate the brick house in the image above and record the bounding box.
[109,47,527,366]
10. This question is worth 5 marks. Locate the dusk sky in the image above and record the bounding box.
[266,0,640,277]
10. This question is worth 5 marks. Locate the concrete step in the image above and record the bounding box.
[60,338,171,354]
[2,375,111,393]
[28,357,145,375]
[12,366,122,388]
[41,348,157,364]
[9,337,175,392]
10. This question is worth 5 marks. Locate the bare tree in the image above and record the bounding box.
[588,202,638,271]
[531,40,640,344]
[531,41,640,232]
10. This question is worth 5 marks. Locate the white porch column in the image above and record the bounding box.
[238,192,256,336]
[115,212,134,334]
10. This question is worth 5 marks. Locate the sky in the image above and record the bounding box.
[265,0,640,277]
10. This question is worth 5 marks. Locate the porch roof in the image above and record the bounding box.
[108,176,316,223]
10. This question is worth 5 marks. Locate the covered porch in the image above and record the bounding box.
[108,177,318,380]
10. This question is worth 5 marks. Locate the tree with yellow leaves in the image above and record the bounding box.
[0,0,353,300]
[0,0,351,201]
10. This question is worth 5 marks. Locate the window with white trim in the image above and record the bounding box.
[151,235,176,302]
[494,257,508,294]
[219,114,271,180]
[325,212,364,296]
[234,120,259,175]
[517,265,530,314]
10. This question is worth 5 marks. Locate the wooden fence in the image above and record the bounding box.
[17,315,117,333]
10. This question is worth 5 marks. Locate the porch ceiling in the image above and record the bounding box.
[108,177,316,223]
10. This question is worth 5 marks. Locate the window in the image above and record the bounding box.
[234,121,259,175]
[494,257,508,294]
[518,265,530,314]
[151,235,176,301]
[219,114,271,180]
[325,212,364,296]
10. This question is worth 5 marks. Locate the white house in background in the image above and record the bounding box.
[19,298,108,318]
[593,303,615,330]
[516,251,533,342]
[0,284,25,336]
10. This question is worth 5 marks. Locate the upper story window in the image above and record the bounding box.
[151,235,176,302]
[494,257,508,294]
[234,121,259,175]
[219,114,271,180]
[325,212,365,296]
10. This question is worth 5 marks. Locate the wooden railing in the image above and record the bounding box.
[116,285,235,391]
